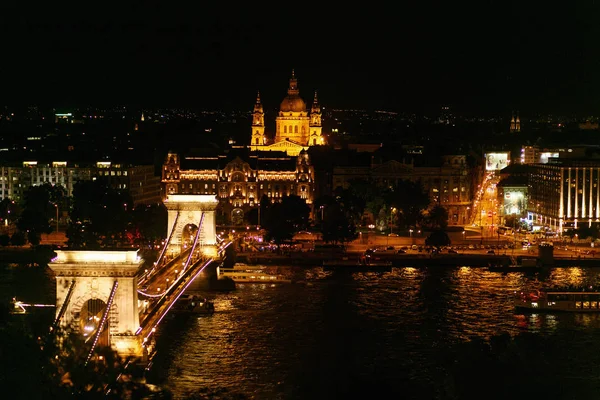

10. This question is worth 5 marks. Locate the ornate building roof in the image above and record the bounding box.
[279,70,306,112]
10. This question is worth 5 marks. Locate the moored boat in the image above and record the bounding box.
[173,294,215,315]
[515,288,600,313]
[217,266,292,283]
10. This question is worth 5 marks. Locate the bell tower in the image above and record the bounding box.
[251,91,265,146]
[309,91,323,146]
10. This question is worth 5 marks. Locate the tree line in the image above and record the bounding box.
[1,177,451,250]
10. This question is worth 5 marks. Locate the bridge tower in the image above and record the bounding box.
[49,250,143,357]
[164,194,219,258]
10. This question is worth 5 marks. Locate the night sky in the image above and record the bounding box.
[2,2,599,114]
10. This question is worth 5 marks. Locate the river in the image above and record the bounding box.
[150,265,600,399]
[4,263,600,399]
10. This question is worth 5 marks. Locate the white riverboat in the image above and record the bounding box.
[217,265,292,283]
[515,289,600,313]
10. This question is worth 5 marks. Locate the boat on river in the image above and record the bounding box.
[172,295,215,315]
[515,289,600,313]
[217,265,292,283]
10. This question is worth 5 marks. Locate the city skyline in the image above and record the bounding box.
[2,3,599,114]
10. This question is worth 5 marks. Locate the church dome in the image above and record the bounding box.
[280,95,306,112]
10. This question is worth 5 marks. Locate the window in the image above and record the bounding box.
[313,139,316,145]
[294,126,298,133]
[284,126,287,133]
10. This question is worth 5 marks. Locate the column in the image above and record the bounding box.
[567,168,572,218]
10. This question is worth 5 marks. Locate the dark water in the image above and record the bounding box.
[5,263,600,398]
[151,266,600,399]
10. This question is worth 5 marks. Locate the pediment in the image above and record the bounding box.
[267,140,305,149]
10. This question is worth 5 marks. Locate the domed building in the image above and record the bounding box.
[250,70,324,156]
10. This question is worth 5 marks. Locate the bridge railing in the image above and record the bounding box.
[139,211,181,284]
[51,280,76,331]
[137,257,213,341]
[85,280,119,366]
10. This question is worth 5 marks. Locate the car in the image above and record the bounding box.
[396,249,406,254]
[388,233,399,237]
[487,250,495,254]
[448,249,458,254]
[411,245,418,250]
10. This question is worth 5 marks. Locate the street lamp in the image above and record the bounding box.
[54,204,59,233]
[409,229,414,245]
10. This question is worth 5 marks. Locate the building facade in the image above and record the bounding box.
[162,150,315,224]
[249,71,324,156]
[528,160,600,232]
[333,154,476,225]
[0,161,161,206]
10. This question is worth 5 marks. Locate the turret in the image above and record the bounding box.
[309,91,323,146]
[251,91,266,146]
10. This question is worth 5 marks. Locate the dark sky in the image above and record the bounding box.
[2,1,599,114]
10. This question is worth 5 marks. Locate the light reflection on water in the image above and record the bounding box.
[153,266,600,399]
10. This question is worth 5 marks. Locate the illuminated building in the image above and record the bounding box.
[510,112,521,133]
[249,70,324,156]
[94,162,161,205]
[0,161,161,206]
[497,164,529,223]
[162,149,315,224]
[527,159,600,232]
[520,146,538,164]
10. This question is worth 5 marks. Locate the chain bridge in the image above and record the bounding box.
[48,195,230,361]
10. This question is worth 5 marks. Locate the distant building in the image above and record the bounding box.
[94,162,161,205]
[497,164,529,223]
[332,152,476,225]
[162,148,315,224]
[510,112,521,133]
[579,121,599,130]
[0,161,160,206]
[527,159,600,232]
[520,146,538,164]
[249,71,325,156]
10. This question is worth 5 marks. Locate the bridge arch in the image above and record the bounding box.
[49,250,143,357]
[164,195,219,259]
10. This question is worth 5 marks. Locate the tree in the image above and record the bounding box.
[130,203,168,247]
[425,230,451,250]
[0,234,9,246]
[424,204,449,230]
[16,184,57,246]
[321,203,358,245]
[0,198,20,228]
[576,225,600,242]
[10,231,26,246]
[385,180,430,230]
[67,181,133,248]
[262,195,310,247]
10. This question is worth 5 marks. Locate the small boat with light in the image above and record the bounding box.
[172,294,215,315]
[217,265,292,283]
[515,288,600,313]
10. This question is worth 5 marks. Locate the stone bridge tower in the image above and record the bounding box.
[163,194,219,258]
[49,250,143,357]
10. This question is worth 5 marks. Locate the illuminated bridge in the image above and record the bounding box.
[48,195,231,361]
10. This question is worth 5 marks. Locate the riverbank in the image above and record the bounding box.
[236,251,600,268]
